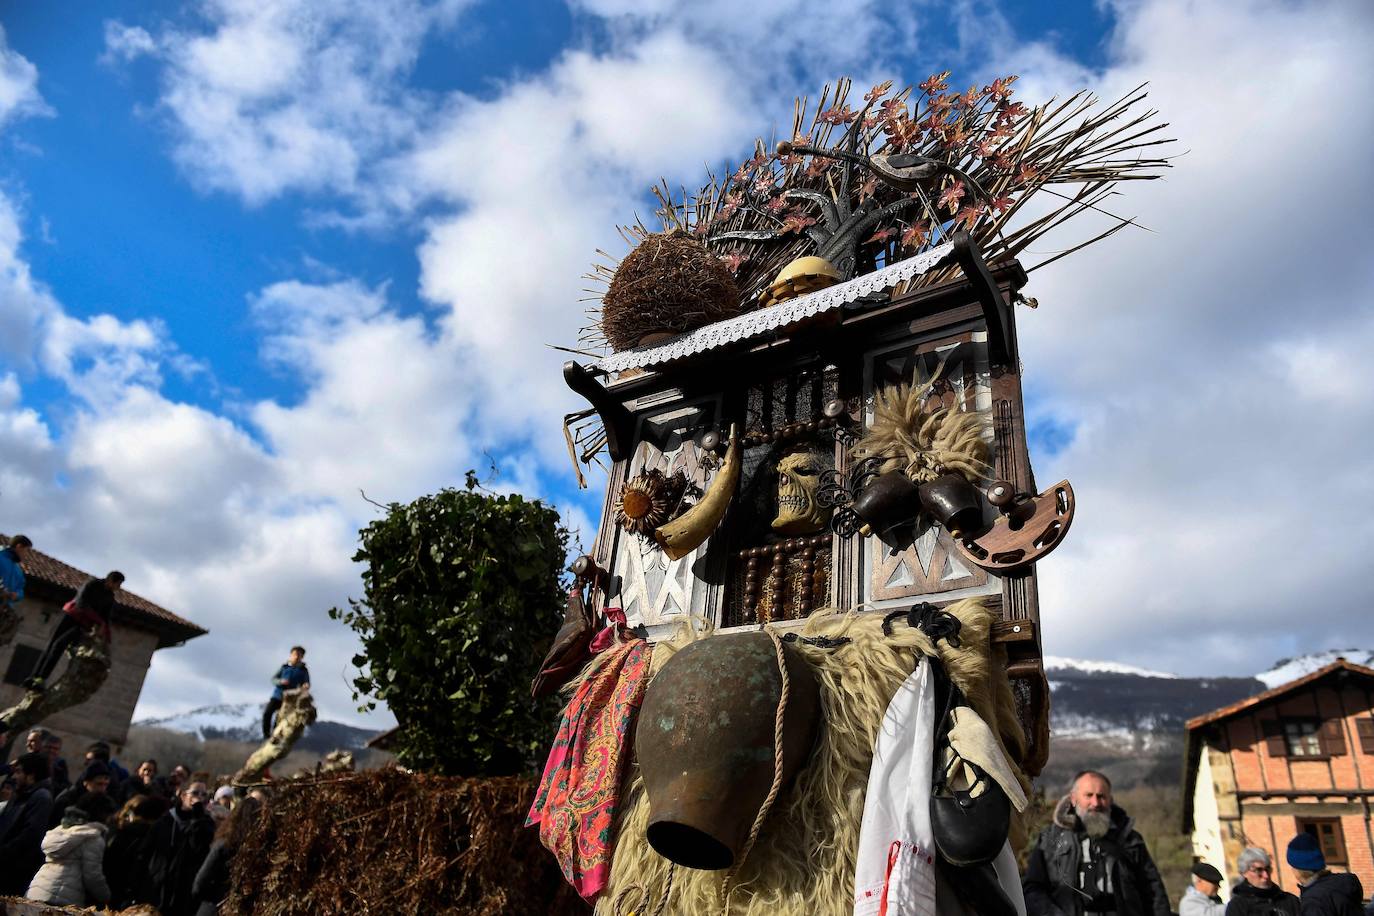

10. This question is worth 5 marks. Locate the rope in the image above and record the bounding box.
[723,627,791,907]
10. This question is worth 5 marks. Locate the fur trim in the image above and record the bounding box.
[581,599,1029,915]
[1052,794,1078,831]
[851,373,990,485]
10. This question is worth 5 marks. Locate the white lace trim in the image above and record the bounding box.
[595,242,955,374]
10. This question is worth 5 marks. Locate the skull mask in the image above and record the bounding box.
[773,449,832,535]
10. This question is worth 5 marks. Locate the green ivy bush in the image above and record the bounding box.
[330,473,568,776]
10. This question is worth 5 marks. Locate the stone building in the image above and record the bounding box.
[1183,658,1374,899]
[0,534,206,753]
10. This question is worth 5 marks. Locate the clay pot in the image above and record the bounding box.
[917,474,985,537]
[851,471,922,537]
[636,632,820,870]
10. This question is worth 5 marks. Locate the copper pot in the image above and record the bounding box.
[917,473,984,537]
[636,632,820,870]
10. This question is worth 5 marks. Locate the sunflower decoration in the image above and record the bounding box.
[615,468,689,537]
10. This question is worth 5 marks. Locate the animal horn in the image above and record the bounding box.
[654,424,741,561]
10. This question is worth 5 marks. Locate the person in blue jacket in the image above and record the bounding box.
[0,535,33,646]
[262,646,309,739]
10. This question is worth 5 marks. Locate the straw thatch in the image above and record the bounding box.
[224,769,589,916]
[601,231,740,352]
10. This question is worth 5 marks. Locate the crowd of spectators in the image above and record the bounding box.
[0,728,264,914]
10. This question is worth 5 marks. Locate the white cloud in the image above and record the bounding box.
[107,0,471,204]
[248,279,473,506]
[995,0,1374,675]
[100,21,158,64]
[0,25,49,128]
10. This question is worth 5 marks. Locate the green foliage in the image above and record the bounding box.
[329,475,568,776]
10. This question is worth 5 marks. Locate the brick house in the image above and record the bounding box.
[0,534,206,753]
[1183,658,1374,900]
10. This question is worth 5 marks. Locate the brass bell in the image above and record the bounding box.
[636,633,820,870]
[917,474,985,538]
[851,471,923,538]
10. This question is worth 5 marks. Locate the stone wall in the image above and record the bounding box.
[0,595,162,751]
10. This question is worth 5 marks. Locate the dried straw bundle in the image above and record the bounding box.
[596,601,1028,916]
[851,375,990,484]
[601,231,740,352]
[224,769,589,916]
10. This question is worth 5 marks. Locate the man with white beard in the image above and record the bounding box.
[1022,770,1170,916]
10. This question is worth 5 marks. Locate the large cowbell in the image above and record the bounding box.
[635,631,821,870]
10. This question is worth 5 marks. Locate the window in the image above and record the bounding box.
[1261,717,1347,758]
[2,644,41,685]
[1298,818,1348,865]
[1285,720,1323,757]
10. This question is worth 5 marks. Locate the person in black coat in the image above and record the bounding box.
[105,795,167,909]
[1286,833,1363,916]
[1225,846,1299,915]
[49,761,118,827]
[192,795,261,916]
[0,752,54,896]
[144,781,215,916]
[25,571,123,691]
[1023,770,1171,916]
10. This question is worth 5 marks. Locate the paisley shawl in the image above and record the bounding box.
[528,637,651,901]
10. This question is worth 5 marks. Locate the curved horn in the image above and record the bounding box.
[654,424,741,561]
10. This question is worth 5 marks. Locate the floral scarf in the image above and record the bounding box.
[528,637,651,901]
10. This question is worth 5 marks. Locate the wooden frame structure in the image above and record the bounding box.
[566,236,1051,772]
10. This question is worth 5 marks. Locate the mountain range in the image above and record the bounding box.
[1044,648,1370,743]
[133,649,1361,772]
[134,703,381,755]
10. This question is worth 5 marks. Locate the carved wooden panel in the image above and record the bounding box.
[606,399,722,629]
[861,333,1001,608]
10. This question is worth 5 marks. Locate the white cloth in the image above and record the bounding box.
[854,659,938,916]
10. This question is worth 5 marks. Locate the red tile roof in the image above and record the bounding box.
[2,534,207,648]
[1185,658,1374,730]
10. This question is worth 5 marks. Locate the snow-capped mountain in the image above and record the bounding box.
[1043,656,1177,680]
[135,703,381,753]
[1256,649,1374,689]
[1044,657,1262,745]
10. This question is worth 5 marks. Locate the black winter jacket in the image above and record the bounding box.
[1225,878,1297,916]
[144,806,215,916]
[105,819,156,909]
[1297,871,1364,916]
[0,783,53,896]
[1022,796,1171,916]
[1225,879,1300,915]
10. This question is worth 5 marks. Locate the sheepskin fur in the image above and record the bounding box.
[852,374,989,484]
[587,600,1028,915]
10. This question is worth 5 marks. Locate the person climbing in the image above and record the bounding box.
[262,646,309,739]
[24,570,124,693]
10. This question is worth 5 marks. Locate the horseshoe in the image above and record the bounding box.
[954,480,1075,573]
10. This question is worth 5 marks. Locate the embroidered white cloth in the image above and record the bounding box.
[854,659,938,916]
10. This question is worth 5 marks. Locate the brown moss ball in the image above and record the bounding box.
[602,231,741,351]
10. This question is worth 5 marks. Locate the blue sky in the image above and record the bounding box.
[0,0,1371,729]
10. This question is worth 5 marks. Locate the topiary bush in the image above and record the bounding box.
[330,473,568,776]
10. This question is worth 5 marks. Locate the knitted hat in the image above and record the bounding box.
[1191,862,1223,884]
[1287,832,1325,871]
[80,761,110,783]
